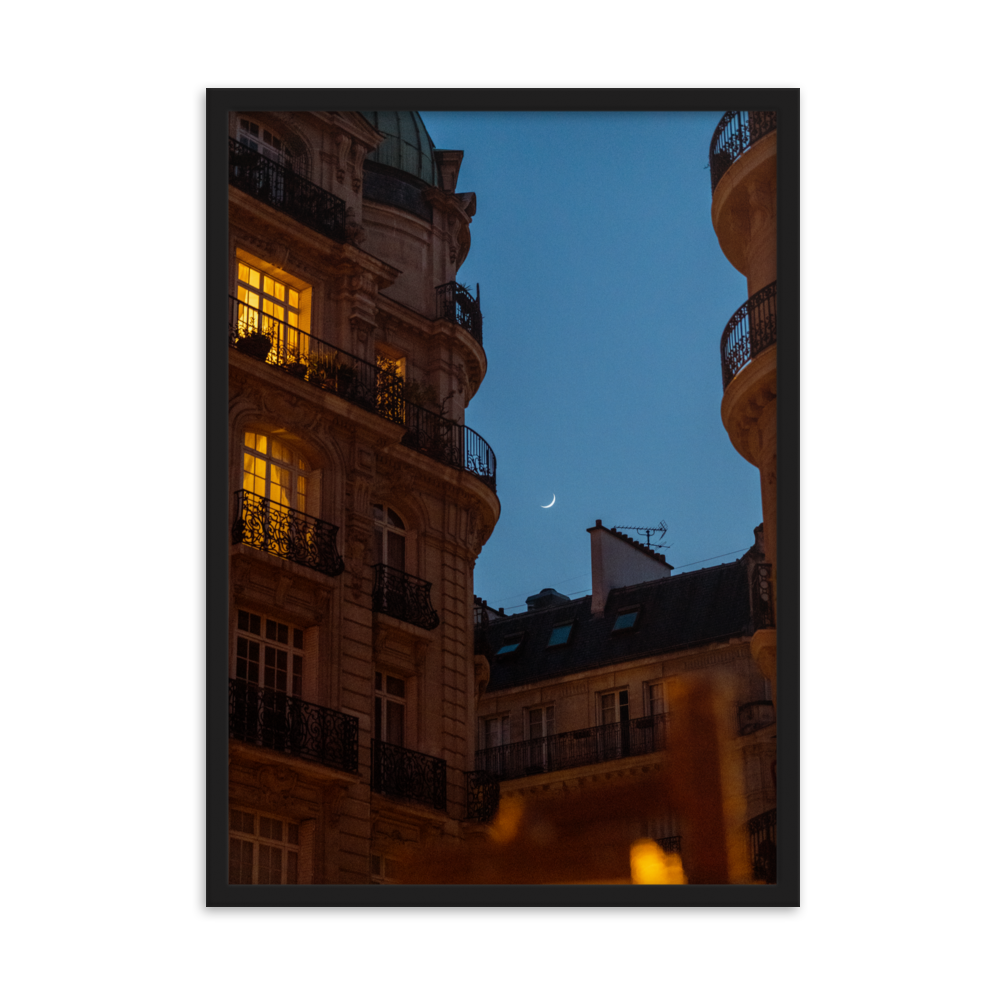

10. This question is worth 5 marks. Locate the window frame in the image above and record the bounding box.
[546,620,575,648]
[645,680,667,717]
[597,687,630,726]
[481,713,510,749]
[374,670,406,747]
[611,606,641,634]
[229,808,300,885]
[495,632,524,657]
[233,608,305,699]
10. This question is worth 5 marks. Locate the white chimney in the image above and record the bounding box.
[588,519,673,616]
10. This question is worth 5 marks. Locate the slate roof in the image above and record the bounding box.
[480,559,753,692]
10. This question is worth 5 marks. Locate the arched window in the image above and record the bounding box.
[238,117,290,166]
[372,504,405,571]
[243,431,309,512]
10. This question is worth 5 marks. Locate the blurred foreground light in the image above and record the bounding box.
[488,797,524,845]
[630,839,687,884]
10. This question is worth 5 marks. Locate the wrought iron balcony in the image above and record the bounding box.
[229,678,359,773]
[654,835,682,855]
[465,770,500,823]
[748,807,777,883]
[436,281,483,346]
[229,296,497,494]
[229,137,346,243]
[372,564,440,631]
[232,490,345,578]
[738,700,776,736]
[721,281,777,390]
[709,111,777,193]
[751,561,775,632]
[475,713,669,781]
[371,739,447,810]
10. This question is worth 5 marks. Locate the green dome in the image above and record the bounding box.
[360,111,440,187]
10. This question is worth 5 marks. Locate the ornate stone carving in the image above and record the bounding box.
[334,133,351,184]
[349,142,367,192]
[258,765,298,810]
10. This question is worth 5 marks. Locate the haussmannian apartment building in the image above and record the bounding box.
[226,110,502,885]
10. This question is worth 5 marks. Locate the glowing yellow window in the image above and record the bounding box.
[236,260,308,362]
[242,431,308,512]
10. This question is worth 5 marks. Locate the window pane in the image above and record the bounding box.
[286,852,298,884]
[386,701,404,746]
[288,288,299,309]
[386,675,405,698]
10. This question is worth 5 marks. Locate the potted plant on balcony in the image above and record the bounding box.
[306,353,340,390]
[235,330,272,361]
[282,358,309,379]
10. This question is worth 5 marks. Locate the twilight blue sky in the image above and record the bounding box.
[420,111,761,613]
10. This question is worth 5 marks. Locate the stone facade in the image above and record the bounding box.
[226,110,499,884]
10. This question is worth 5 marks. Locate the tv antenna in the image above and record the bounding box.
[612,521,670,550]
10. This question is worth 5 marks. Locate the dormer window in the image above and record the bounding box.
[496,633,524,656]
[612,608,640,633]
[547,622,574,647]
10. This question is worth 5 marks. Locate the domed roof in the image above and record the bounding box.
[360,111,440,187]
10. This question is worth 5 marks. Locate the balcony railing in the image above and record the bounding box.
[654,835,682,855]
[709,111,777,193]
[372,564,440,630]
[229,678,359,773]
[229,296,497,494]
[751,561,775,632]
[475,713,669,781]
[232,489,345,578]
[465,770,500,823]
[738,700,776,736]
[436,281,483,346]
[748,807,777,883]
[720,281,777,390]
[229,138,347,243]
[371,739,447,810]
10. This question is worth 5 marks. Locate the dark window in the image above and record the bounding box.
[547,622,574,647]
[612,609,640,632]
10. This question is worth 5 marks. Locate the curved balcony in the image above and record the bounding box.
[229,678,359,773]
[436,281,483,347]
[230,296,498,494]
[372,564,440,631]
[371,739,447,810]
[229,138,346,243]
[720,281,777,390]
[232,489,345,578]
[475,713,669,781]
[709,111,777,193]
[738,700,775,736]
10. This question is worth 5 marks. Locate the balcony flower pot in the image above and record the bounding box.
[283,361,308,379]
[235,331,272,361]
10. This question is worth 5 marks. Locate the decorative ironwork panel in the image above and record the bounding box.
[372,564,440,631]
[709,111,777,192]
[229,138,346,242]
[720,281,777,390]
[371,739,447,810]
[229,678,359,773]
[475,713,669,781]
[465,770,500,823]
[232,490,345,578]
[748,807,777,883]
[654,835,682,855]
[738,700,776,736]
[435,281,483,346]
[751,561,775,632]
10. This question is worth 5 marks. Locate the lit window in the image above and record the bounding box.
[243,431,309,512]
[496,634,524,656]
[547,622,574,647]
[235,258,310,360]
[612,609,640,632]
[229,808,299,884]
[375,671,406,747]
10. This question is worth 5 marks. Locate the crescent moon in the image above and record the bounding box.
[541,494,556,508]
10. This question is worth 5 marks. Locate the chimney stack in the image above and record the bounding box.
[587,519,673,616]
